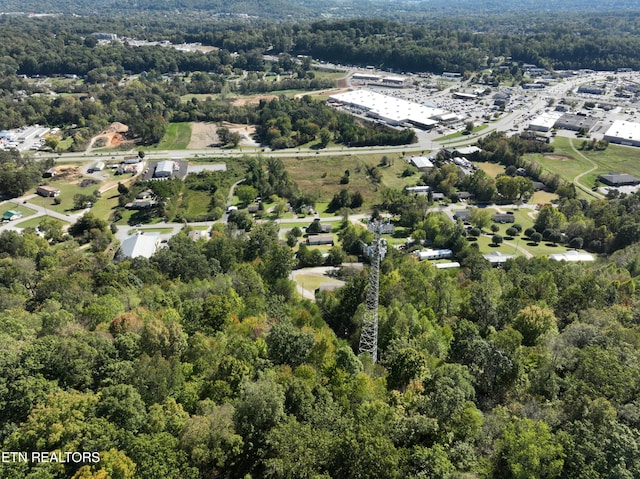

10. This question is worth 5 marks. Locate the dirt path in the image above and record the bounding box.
[231,94,278,106]
[568,138,605,199]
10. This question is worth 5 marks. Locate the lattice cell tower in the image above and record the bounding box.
[358,220,387,364]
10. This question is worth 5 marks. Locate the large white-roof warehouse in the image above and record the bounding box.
[604,120,640,147]
[329,90,451,129]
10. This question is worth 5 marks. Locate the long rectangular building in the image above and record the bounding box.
[604,120,640,147]
[528,112,563,132]
[329,90,451,130]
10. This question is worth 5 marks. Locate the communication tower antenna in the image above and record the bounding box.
[358,219,387,364]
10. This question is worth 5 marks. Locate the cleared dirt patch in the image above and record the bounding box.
[188,122,219,149]
[231,94,278,106]
[544,154,574,161]
[188,122,258,148]
[87,122,131,150]
[51,165,82,181]
[220,122,258,147]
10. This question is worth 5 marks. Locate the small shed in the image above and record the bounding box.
[2,210,23,221]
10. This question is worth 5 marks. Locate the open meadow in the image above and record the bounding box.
[280,152,419,207]
[527,135,640,192]
[155,122,192,150]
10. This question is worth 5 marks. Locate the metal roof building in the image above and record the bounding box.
[483,251,516,266]
[329,90,447,129]
[555,114,598,132]
[598,173,640,186]
[120,233,159,259]
[528,112,563,132]
[154,160,174,178]
[409,156,434,170]
[549,250,595,262]
[417,249,453,261]
[604,120,640,147]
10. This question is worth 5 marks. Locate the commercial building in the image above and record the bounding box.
[528,112,563,132]
[453,146,482,156]
[604,120,640,147]
[154,160,174,178]
[453,92,477,100]
[147,159,188,180]
[352,73,381,82]
[522,83,545,90]
[577,84,605,95]
[328,90,450,130]
[597,173,640,187]
[408,156,434,171]
[554,114,598,132]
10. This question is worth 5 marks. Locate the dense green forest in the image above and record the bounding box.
[4,0,640,20]
[3,15,640,77]
[2,197,640,477]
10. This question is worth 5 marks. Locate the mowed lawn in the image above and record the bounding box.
[469,231,572,258]
[28,180,105,214]
[156,122,192,150]
[527,135,640,188]
[16,216,69,229]
[0,203,37,219]
[475,161,506,178]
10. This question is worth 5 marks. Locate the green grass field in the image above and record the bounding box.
[178,189,212,218]
[528,135,640,191]
[475,161,506,178]
[293,273,343,292]
[438,124,490,142]
[310,70,347,81]
[155,122,192,150]
[530,190,558,204]
[280,153,413,206]
[127,227,175,235]
[470,232,570,258]
[28,180,105,214]
[0,203,37,219]
[90,192,120,222]
[16,216,69,229]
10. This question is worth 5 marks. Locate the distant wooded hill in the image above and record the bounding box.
[3,0,640,19]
